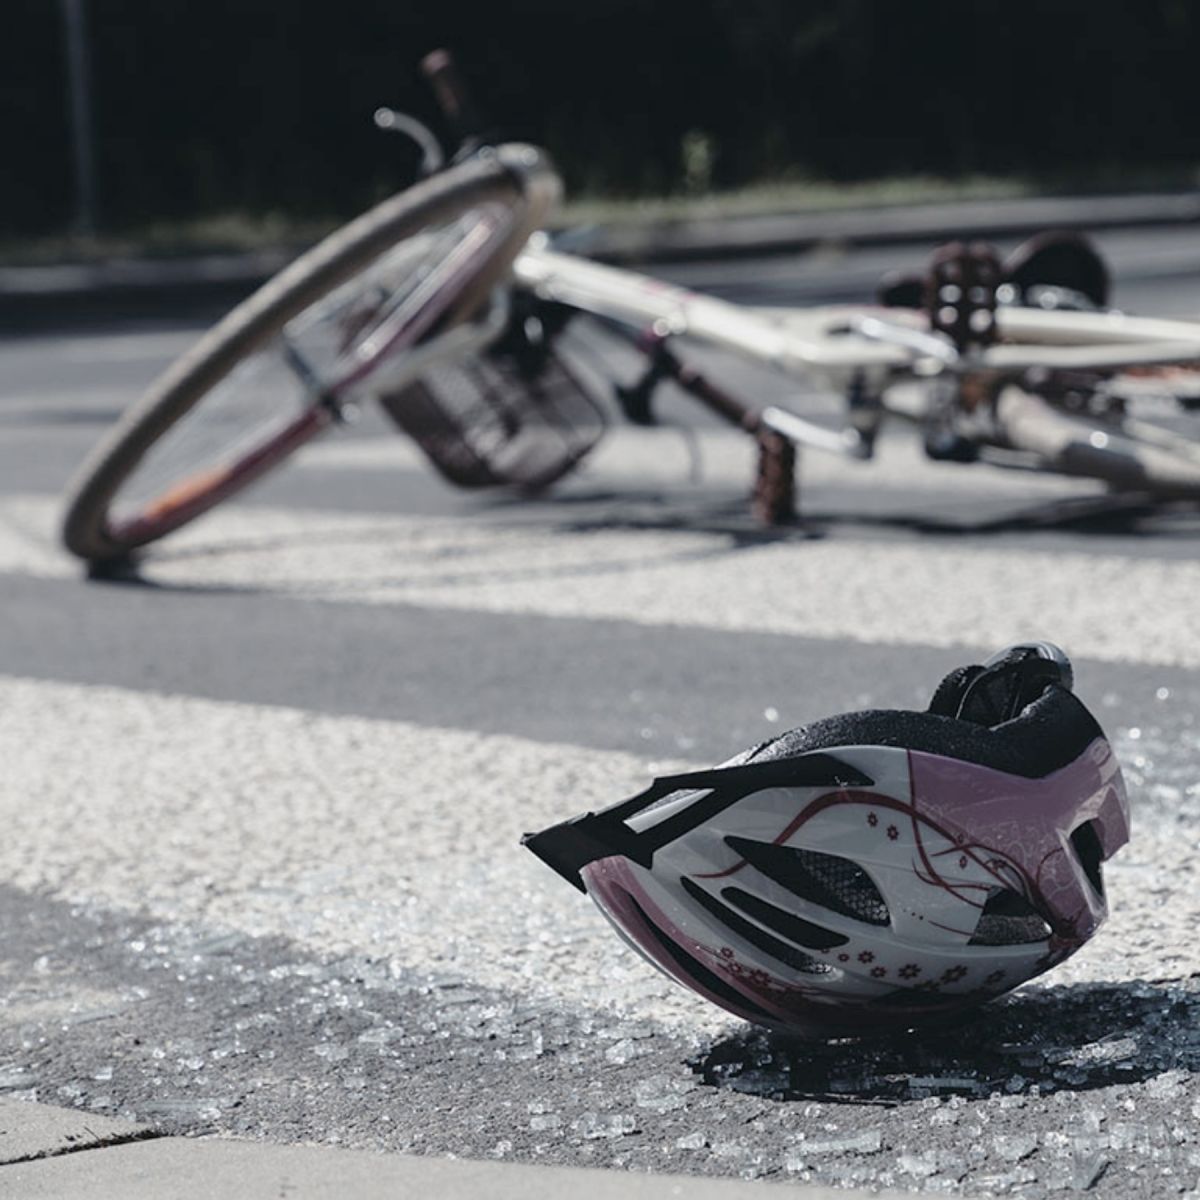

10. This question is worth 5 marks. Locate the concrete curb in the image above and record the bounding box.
[0,249,296,329]
[2,190,1198,329]
[0,1099,916,1199]
[0,1096,150,1164]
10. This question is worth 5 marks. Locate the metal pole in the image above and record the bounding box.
[61,0,97,236]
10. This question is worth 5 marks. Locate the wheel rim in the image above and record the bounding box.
[102,200,517,549]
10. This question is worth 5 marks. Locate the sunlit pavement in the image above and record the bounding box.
[3,229,1200,1196]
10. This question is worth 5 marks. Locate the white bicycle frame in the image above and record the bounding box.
[363,51,1200,509]
[512,236,1200,478]
[517,240,1200,377]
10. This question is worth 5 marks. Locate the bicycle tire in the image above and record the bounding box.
[995,383,1200,496]
[61,144,559,564]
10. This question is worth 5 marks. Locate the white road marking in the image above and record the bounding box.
[0,672,704,1028]
[0,388,137,411]
[0,491,1194,668]
[0,328,195,365]
[56,331,196,364]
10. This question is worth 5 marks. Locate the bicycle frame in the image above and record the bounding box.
[371,48,1200,521]
[517,241,1200,384]
[512,238,1200,469]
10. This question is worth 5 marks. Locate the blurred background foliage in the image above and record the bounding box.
[6,0,1200,238]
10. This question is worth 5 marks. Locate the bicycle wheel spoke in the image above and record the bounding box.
[292,204,512,392]
[101,203,516,546]
[61,143,559,563]
[107,351,318,534]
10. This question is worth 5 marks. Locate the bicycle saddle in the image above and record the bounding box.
[878,230,1110,312]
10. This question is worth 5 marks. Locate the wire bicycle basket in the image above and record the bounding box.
[379,297,607,490]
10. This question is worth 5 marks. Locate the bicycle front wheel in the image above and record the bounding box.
[61,144,558,564]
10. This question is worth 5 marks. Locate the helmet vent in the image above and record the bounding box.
[616,887,778,1025]
[724,836,890,926]
[1070,820,1105,898]
[680,877,833,974]
[720,886,849,951]
[968,888,1050,946]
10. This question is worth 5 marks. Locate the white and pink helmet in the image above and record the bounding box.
[524,645,1129,1037]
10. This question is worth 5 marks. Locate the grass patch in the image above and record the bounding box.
[556,174,1038,227]
[0,212,341,268]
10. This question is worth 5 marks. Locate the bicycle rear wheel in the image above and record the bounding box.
[61,145,558,564]
[995,383,1200,496]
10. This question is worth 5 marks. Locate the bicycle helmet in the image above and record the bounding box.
[523,644,1129,1037]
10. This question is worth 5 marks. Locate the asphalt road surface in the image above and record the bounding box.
[3,225,1200,1197]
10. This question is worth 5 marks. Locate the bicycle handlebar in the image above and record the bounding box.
[373,107,445,174]
[420,49,484,147]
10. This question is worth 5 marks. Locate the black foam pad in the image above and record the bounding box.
[742,685,1102,780]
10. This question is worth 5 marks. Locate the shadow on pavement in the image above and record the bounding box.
[810,494,1200,539]
[496,485,1200,543]
[690,975,1198,1105]
[71,485,1200,594]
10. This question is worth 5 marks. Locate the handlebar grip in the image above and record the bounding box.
[420,49,483,143]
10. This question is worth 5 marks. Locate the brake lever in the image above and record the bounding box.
[373,108,445,178]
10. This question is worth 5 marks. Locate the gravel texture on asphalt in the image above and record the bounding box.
[0,667,1198,1197]
[7,261,1200,1195]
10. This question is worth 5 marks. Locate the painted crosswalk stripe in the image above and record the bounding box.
[2,492,1197,668]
